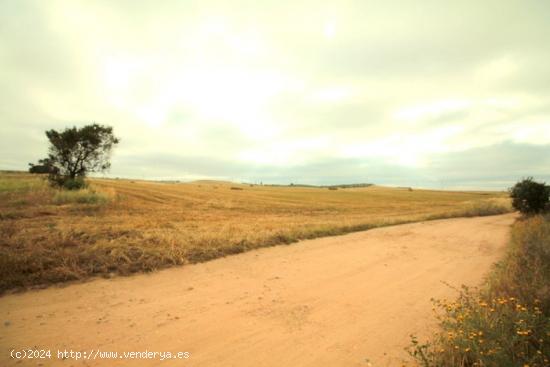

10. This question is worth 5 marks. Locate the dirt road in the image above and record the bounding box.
[1,213,516,366]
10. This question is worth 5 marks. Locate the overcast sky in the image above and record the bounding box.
[1,0,549,189]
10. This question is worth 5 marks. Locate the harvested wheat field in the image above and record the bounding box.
[0,213,516,366]
[0,172,510,292]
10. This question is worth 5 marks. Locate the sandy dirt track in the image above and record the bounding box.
[1,213,516,367]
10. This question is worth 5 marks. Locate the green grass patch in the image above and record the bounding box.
[52,189,112,205]
[0,174,49,193]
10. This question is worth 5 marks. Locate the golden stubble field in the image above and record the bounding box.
[0,172,511,293]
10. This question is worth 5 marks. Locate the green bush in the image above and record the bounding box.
[48,174,87,190]
[510,178,550,215]
[62,177,87,190]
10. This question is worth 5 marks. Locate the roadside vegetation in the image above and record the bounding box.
[408,178,550,367]
[0,172,512,293]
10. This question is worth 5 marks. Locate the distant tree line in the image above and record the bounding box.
[261,183,373,189]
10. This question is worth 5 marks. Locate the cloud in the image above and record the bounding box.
[1,0,549,189]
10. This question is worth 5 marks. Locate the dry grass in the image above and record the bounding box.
[0,172,512,293]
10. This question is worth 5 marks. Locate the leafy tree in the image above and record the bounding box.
[30,124,119,189]
[509,177,550,214]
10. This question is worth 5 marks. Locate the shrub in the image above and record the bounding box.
[47,174,88,190]
[510,178,550,215]
[62,177,87,190]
